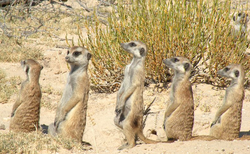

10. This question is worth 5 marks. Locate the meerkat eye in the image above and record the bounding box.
[238,13,242,16]
[234,70,239,77]
[73,51,81,57]
[67,50,70,55]
[130,42,137,47]
[172,58,179,63]
[224,67,230,72]
[184,63,190,71]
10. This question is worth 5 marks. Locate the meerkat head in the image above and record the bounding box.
[163,57,192,75]
[217,64,244,81]
[65,46,92,66]
[233,12,249,25]
[120,41,147,58]
[21,59,43,79]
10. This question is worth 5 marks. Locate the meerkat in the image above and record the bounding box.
[163,56,194,141]
[9,59,43,132]
[114,40,160,150]
[48,46,91,144]
[232,12,249,39]
[210,64,245,140]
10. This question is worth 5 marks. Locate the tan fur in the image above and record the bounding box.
[163,57,194,141]
[114,41,159,150]
[232,12,249,38]
[9,59,43,132]
[48,46,91,143]
[210,64,245,140]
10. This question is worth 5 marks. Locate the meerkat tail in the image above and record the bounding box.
[137,130,159,144]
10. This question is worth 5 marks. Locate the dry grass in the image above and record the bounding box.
[0,35,43,62]
[41,85,60,110]
[0,69,21,104]
[0,131,89,154]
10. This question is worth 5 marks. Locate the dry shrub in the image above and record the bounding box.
[79,0,249,93]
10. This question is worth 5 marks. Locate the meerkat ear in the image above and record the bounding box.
[87,53,92,60]
[26,66,30,73]
[234,70,239,77]
[140,48,145,56]
[184,63,190,71]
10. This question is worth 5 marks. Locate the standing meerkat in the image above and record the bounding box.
[114,40,159,150]
[163,56,194,141]
[210,64,245,140]
[9,59,43,132]
[48,46,91,143]
[232,12,249,38]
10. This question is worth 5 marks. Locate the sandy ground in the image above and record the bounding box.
[1,58,250,154]
[1,0,250,154]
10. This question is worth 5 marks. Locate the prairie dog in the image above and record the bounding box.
[232,12,249,38]
[210,64,245,140]
[163,57,194,141]
[114,41,158,150]
[9,59,43,132]
[48,46,91,143]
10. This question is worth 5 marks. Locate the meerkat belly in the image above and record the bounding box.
[60,84,73,107]
[166,102,194,140]
[64,101,86,127]
[59,99,87,140]
[120,91,143,126]
[221,102,242,136]
[10,87,41,132]
[126,91,144,117]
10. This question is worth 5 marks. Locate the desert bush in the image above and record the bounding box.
[80,0,249,93]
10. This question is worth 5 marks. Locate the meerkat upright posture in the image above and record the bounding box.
[114,41,158,150]
[210,64,245,140]
[232,12,249,38]
[48,46,91,143]
[163,57,194,141]
[9,59,43,132]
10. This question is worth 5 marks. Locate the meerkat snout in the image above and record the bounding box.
[65,55,70,62]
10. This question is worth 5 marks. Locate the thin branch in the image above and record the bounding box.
[76,0,92,12]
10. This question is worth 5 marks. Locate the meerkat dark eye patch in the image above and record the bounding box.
[140,48,145,56]
[238,13,242,16]
[130,42,137,47]
[87,53,92,60]
[67,50,70,55]
[233,16,236,21]
[224,67,230,72]
[234,70,239,77]
[73,51,81,57]
[41,66,44,70]
[184,63,190,71]
[172,58,179,63]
